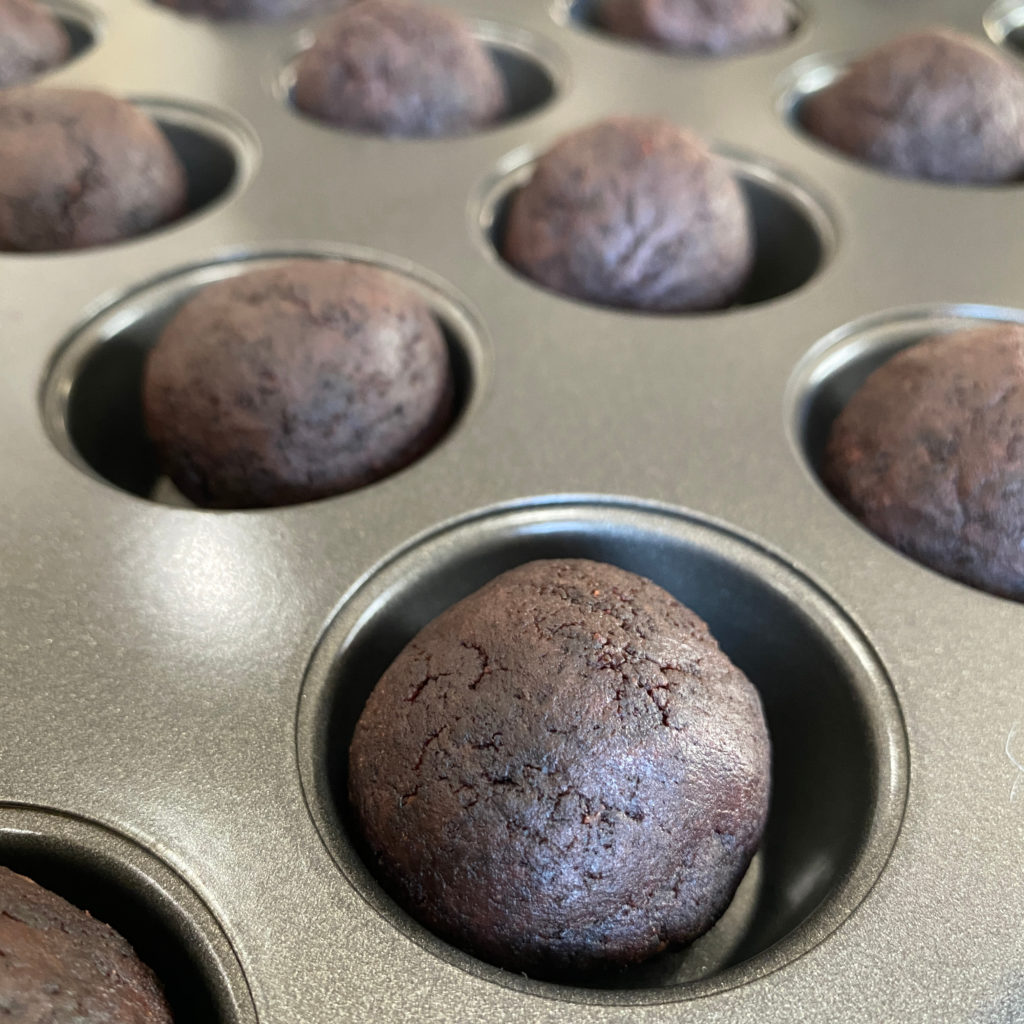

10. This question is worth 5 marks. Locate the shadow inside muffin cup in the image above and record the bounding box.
[41,0,100,63]
[779,52,860,167]
[0,808,255,1023]
[41,249,482,508]
[790,303,1024,487]
[279,24,560,134]
[781,50,1024,186]
[298,501,908,995]
[480,149,832,313]
[984,0,1024,53]
[0,100,251,256]
[554,0,804,55]
[138,101,254,233]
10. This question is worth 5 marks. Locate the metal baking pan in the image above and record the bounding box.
[2,0,1023,1020]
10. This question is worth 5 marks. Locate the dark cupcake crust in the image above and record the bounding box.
[502,117,752,312]
[823,324,1024,599]
[0,865,173,1023]
[349,558,771,974]
[0,88,187,251]
[0,0,69,87]
[293,0,505,137]
[597,0,791,56]
[143,259,453,509]
[801,29,1024,183]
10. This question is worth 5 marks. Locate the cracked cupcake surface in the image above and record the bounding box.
[0,0,70,88]
[0,865,173,1023]
[597,0,791,56]
[501,116,753,312]
[800,28,1024,183]
[292,0,506,137]
[348,558,771,974]
[143,259,454,509]
[0,87,187,251]
[823,324,1024,600]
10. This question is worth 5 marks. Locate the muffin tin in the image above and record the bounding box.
[2,0,1023,1021]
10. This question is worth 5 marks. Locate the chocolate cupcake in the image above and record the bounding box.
[597,0,791,56]
[823,324,1024,599]
[501,116,753,312]
[0,0,69,87]
[801,28,1024,183]
[0,88,187,251]
[0,865,173,1023]
[349,558,771,975]
[143,259,454,509]
[293,0,506,137]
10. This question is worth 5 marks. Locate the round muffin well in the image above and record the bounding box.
[0,865,173,1023]
[142,259,454,508]
[596,0,792,56]
[799,28,1024,183]
[501,117,754,312]
[0,87,187,252]
[293,0,506,137]
[0,0,70,87]
[822,323,1024,599]
[349,558,771,974]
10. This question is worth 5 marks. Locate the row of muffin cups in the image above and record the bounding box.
[43,233,1017,518]
[23,0,1024,71]
[1,489,911,1014]
[9,17,1024,258]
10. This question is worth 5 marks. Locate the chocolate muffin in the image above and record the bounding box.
[501,117,753,312]
[293,0,506,137]
[143,259,453,509]
[800,29,1024,184]
[0,865,173,1022]
[0,0,69,87]
[349,558,771,974]
[823,324,1024,600]
[0,88,187,251]
[597,0,791,56]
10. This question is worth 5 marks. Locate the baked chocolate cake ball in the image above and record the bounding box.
[0,88,187,251]
[349,558,771,974]
[823,324,1024,600]
[597,0,791,56]
[801,29,1024,184]
[0,0,69,87]
[0,866,173,1022]
[501,117,753,312]
[293,0,506,137]
[143,259,453,509]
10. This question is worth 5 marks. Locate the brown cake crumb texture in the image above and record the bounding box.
[801,28,1024,183]
[0,0,69,88]
[293,0,506,137]
[143,259,454,509]
[0,87,187,251]
[502,116,753,312]
[598,0,791,56]
[823,324,1024,600]
[349,558,771,974]
[0,865,173,1023]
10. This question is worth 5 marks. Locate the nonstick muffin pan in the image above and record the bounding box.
[2,0,1023,1021]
